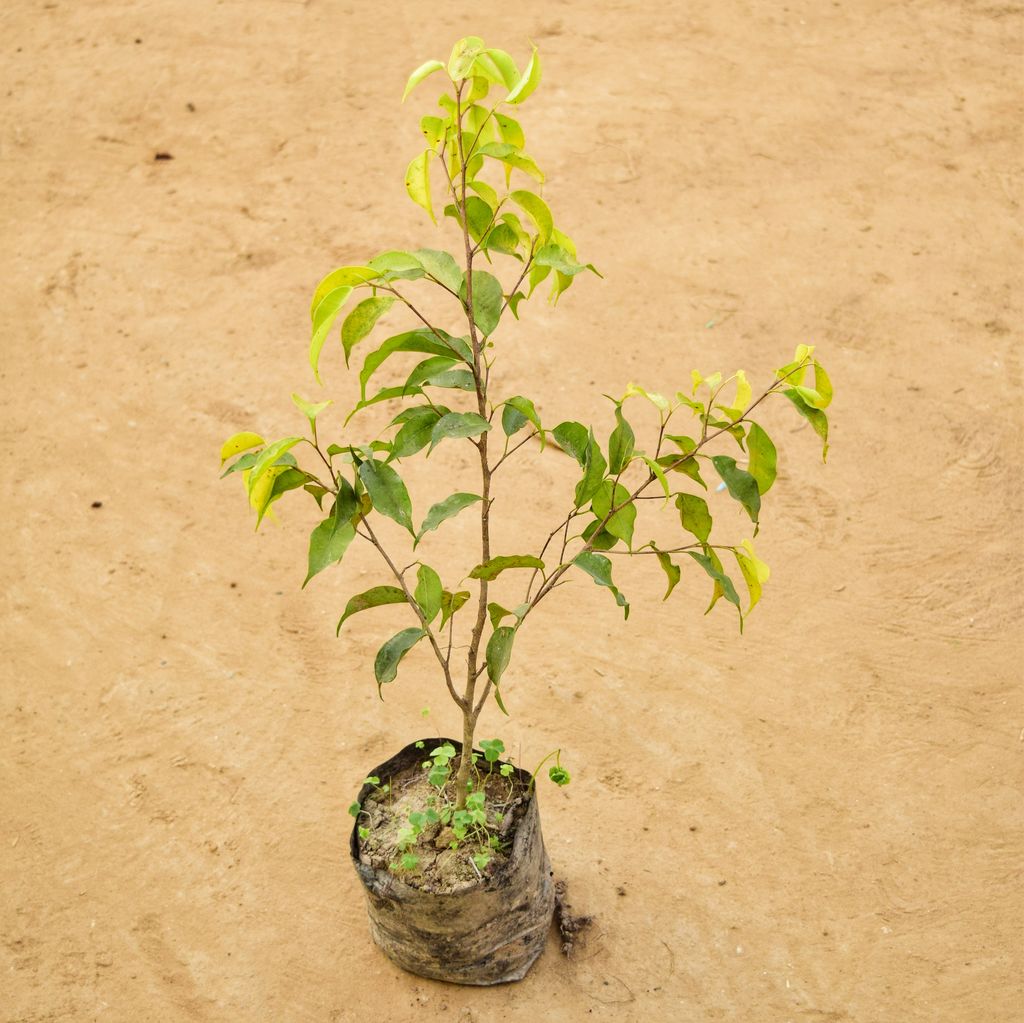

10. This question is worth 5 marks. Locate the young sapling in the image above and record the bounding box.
[220,35,834,883]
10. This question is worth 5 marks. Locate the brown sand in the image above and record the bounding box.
[2,2,1021,1021]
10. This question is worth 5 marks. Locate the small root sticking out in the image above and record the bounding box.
[553,879,594,956]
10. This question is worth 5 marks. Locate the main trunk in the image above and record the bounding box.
[453,707,476,809]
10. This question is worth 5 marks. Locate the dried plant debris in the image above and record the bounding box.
[553,879,594,956]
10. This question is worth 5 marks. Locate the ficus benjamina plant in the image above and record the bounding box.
[219,36,833,816]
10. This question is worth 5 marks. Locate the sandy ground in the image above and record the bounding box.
[2,1,1022,1020]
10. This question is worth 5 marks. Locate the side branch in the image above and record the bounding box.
[358,520,465,710]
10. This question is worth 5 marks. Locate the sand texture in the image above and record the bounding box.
[2,2,1021,1021]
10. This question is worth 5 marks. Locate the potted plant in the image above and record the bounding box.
[219,35,833,986]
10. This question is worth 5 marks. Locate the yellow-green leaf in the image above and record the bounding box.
[448,36,485,80]
[220,432,264,464]
[509,190,552,244]
[341,296,395,366]
[403,59,445,102]
[734,539,770,615]
[506,45,541,104]
[291,394,331,428]
[309,266,379,319]
[405,151,435,223]
[310,286,353,383]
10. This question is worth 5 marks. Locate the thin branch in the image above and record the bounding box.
[360,519,465,710]
[491,429,540,472]
[380,283,469,362]
[524,361,811,612]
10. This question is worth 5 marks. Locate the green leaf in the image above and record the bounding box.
[486,626,515,683]
[469,555,544,581]
[358,459,414,534]
[476,143,544,183]
[220,431,264,464]
[506,45,541,104]
[573,551,629,618]
[482,222,520,256]
[658,451,707,490]
[344,385,425,425]
[552,421,588,465]
[404,356,473,392]
[445,195,493,242]
[592,480,636,547]
[733,539,770,616]
[341,296,395,366]
[336,586,406,634]
[607,406,635,474]
[334,476,359,526]
[405,150,435,223]
[459,270,503,336]
[303,517,356,587]
[783,388,829,460]
[574,429,607,507]
[416,492,482,545]
[429,411,491,452]
[221,451,260,477]
[248,437,304,493]
[534,244,586,276]
[746,422,777,494]
[304,483,329,508]
[403,355,456,386]
[414,564,443,624]
[500,396,543,446]
[390,406,442,460]
[413,248,463,293]
[439,589,470,629]
[374,628,426,691]
[687,549,741,620]
[310,286,352,383]
[310,266,379,319]
[468,178,500,209]
[508,190,553,244]
[359,329,468,400]
[269,467,308,502]
[656,551,681,600]
[487,602,512,629]
[402,59,445,101]
[676,493,713,543]
[502,403,527,436]
[368,250,425,282]
[582,519,618,551]
[479,737,506,763]
[711,455,761,526]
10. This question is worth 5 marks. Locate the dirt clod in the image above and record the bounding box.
[554,879,594,956]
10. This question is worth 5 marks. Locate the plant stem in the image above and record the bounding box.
[452,83,490,810]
